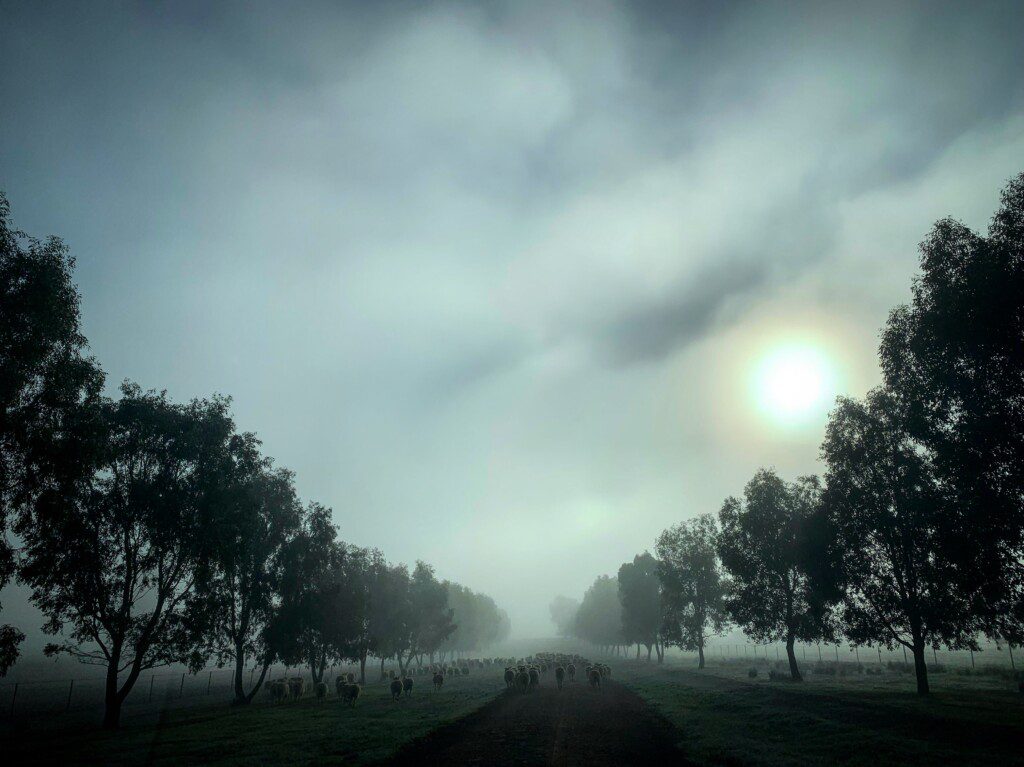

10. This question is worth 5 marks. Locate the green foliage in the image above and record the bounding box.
[717,469,834,680]
[548,595,580,638]
[656,514,728,665]
[618,552,663,658]
[575,574,625,647]
[821,389,976,694]
[879,173,1024,645]
[0,192,104,676]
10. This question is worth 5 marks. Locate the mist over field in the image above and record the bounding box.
[3,0,1022,646]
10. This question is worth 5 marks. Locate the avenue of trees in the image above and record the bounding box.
[554,172,1024,696]
[0,193,510,728]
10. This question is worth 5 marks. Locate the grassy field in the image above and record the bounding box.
[618,658,1024,766]
[4,668,507,766]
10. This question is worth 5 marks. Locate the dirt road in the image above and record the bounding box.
[381,676,690,766]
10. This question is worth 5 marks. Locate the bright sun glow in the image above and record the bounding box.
[753,344,836,425]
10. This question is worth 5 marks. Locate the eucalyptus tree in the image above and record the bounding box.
[197,438,303,705]
[821,389,976,695]
[879,173,1024,645]
[717,469,833,681]
[16,383,236,728]
[549,595,580,638]
[441,582,504,660]
[618,553,664,662]
[0,192,103,674]
[575,575,625,652]
[273,502,359,686]
[656,514,728,669]
[399,561,454,671]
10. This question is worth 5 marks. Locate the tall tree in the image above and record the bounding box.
[197,439,302,705]
[879,173,1024,644]
[0,192,103,674]
[821,389,976,695]
[274,503,358,686]
[16,383,235,728]
[548,595,580,638]
[717,469,832,681]
[401,562,454,670]
[618,553,664,662]
[574,575,624,651]
[656,514,728,669]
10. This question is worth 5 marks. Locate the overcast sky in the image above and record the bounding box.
[2,0,1023,641]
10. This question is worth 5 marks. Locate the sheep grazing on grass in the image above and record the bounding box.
[504,667,516,688]
[390,678,403,700]
[555,666,565,689]
[268,679,288,703]
[403,677,414,696]
[433,672,445,690]
[336,676,348,696]
[515,669,529,692]
[340,683,361,706]
[288,677,305,699]
[567,664,576,681]
[588,667,601,688]
[347,672,355,684]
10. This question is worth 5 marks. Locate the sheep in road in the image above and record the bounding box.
[403,676,414,696]
[567,663,576,681]
[433,672,445,690]
[515,669,529,692]
[555,666,565,689]
[504,667,515,688]
[528,667,540,689]
[588,667,601,688]
[340,683,361,707]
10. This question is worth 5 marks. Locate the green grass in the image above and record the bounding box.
[618,659,1024,766]
[4,670,505,766]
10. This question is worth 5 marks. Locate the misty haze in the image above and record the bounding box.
[1,1,1022,765]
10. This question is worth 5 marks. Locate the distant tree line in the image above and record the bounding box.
[0,193,509,728]
[553,172,1024,696]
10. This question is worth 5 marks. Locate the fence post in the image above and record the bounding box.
[149,675,155,703]
[179,673,185,698]
[9,682,18,717]
[66,679,75,712]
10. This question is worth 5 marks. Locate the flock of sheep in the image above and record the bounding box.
[503,652,610,692]
[263,653,612,709]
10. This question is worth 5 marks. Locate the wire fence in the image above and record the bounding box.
[0,661,367,723]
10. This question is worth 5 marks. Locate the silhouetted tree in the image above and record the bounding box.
[717,469,833,681]
[619,552,663,662]
[197,442,303,705]
[0,192,103,674]
[16,384,235,728]
[656,514,728,668]
[880,173,1024,645]
[273,503,357,686]
[549,595,580,638]
[821,389,976,695]
[399,561,454,672]
[575,575,624,651]
[442,582,504,659]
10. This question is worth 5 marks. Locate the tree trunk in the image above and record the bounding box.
[233,646,246,704]
[245,661,270,704]
[645,643,652,662]
[786,633,801,681]
[379,656,386,680]
[359,649,367,685]
[911,642,930,695]
[102,651,123,729]
[636,644,641,659]
[698,641,705,669]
